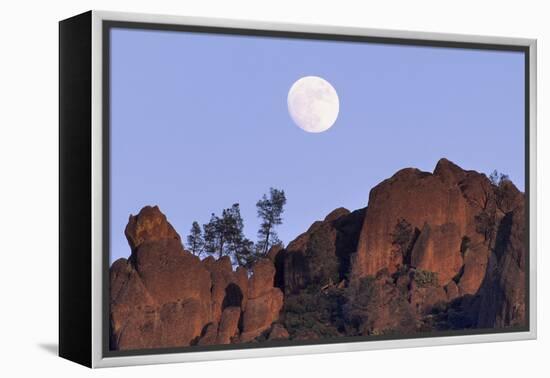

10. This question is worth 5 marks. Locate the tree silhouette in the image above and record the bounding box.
[233,237,256,268]
[186,221,204,257]
[489,169,510,186]
[476,169,512,244]
[203,203,249,260]
[256,188,287,256]
[203,213,223,258]
[197,188,287,265]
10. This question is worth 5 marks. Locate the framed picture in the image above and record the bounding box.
[59,10,537,368]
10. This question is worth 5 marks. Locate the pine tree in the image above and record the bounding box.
[256,188,287,256]
[233,237,256,268]
[203,213,223,258]
[186,221,204,257]
[203,203,249,260]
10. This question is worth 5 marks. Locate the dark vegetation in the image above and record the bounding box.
[475,170,516,245]
[187,188,286,266]
[305,231,340,289]
[390,218,420,266]
[283,287,346,339]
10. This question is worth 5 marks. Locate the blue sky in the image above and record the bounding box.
[109,28,525,263]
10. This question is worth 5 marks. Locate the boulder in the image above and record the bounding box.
[433,158,467,185]
[110,206,212,351]
[204,255,247,324]
[278,208,365,294]
[132,238,211,308]
[266,244,284,262]
[268,324,290,341]
[248,258,276,299]
[241,288,284,342]
[110,258,156,309]
[158,299,206,347]
[110,258,158,350]
[477,207,526,328]
[351,158,496,294]
[197,322,219,346]
[111,304,162,350]
[124,205,181,251]
[324,207,351,222]
[216,306,241,344]
[444,280,460,301]
[349,270,416,336]
[409,277,448,315]
[353,162,471,279]
[410,222,463,285]
[457,242,490,295]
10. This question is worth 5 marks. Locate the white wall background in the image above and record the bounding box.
[0,0,547,376]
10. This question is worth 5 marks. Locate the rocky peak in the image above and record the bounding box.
[352,159,471,281]
[324,207,350,222]
[111,206,285,351]
[433,157,468,185]
[275,207,365,294]
[124,205,181,251]
[110,159,526,350]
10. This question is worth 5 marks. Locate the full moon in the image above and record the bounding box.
[287,76,339,133]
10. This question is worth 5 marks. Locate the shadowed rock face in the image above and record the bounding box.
[110,159,526,349]
[271,207,366,295]
[477,203,526,328]
[202,255,248,324]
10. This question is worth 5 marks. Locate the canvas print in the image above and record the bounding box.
[107,26,527,352]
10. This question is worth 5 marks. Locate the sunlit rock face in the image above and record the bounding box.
[350,158,502,294]
[110,206,285,351]
[111,206,212,350]
[109,159,526,350]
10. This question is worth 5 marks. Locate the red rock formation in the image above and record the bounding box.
[111,206,287,350]
[275,207,365,294]
[444,280,460,301]
[351,158,495,297]
[110,258,158,349]
[111,206,213,350]
[110,159,527,349]
[241,259,284,342]
[266,244,284,262]
[353,270,416,335]
[131,238,211,311]
[125,205,181,251]
[216,307,241,344]
[458,243,490,295]
[268,324,290,341]
[203,255,248,324]
[408,274,448,315]
[410,222,463,285]
[477,205,526,328]
[353,164,468,279]
[248,258,276,298]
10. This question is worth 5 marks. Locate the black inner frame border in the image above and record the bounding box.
[102,19,531,358]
